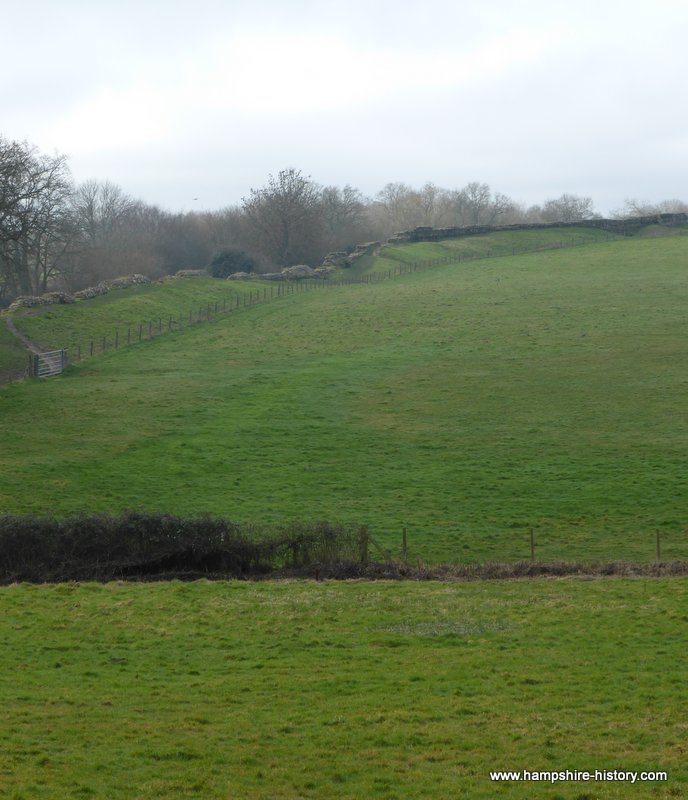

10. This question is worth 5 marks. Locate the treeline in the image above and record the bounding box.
[2,134,686,308]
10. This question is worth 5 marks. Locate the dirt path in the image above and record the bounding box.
[5,314,43,355]
[0,315,42,383]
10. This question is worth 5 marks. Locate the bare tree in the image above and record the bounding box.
[242,168,325,266]
[612,197,688,218]
[0,136,72,303]
[65,180,170,286]
[70,180,136,247]
[459,181,492,225]
[321,184,365,247]
[373,182,420,233]
[540,193,597,223]
[445,182,515,226]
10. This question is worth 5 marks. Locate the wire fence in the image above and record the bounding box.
[387,525,688,568]
[2,514,684,582]
[65,233,623,365]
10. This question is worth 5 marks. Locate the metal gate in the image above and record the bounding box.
[30,349,67,378]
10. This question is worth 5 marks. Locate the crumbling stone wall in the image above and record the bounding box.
[387,213,688,245]
[6,274,152,311]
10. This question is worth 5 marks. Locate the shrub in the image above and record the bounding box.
[208,249,258,279]
[0,513,363,583]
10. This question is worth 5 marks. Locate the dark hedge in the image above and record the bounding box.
[0,513,363,583]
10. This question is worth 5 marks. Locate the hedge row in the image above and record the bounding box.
[0,513,363,584]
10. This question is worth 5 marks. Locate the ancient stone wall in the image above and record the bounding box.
[387,213,688,244]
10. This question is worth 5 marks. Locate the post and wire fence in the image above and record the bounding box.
[64,232,621,366]
[382,525,686,569]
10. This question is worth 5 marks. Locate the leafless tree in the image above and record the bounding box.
[449,182,515,226]
[0,136,72,303]
[539,193,597,223]
[373,182,420,233]
[64,180,171,286]
[242,168,325,267]
[321,184,365,247]
[70,180,136,246]
[611,197,688,218]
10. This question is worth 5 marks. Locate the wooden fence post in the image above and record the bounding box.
[530,528,535,561]
[402,527,408,563]
[359,525,369,565]
[656,529,661,562]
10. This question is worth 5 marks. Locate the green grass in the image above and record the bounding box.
[1,234,687,563]
[2,229,687,799]
[0,577,685,799]
[635,224,688,238]
[0,228,632,366]
[5,276,262,359]
[0,320,27,380]
[346,227,616,276]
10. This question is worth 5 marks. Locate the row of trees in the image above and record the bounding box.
[0,135,244,305]
[2,134,686,307]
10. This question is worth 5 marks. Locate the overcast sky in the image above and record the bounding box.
[3,0,686,215]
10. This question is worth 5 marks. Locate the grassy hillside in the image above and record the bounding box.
[2,228,611,367]
[0,320,28,381]
[346,226,617,276]
[4,276,262,361]
[1,234,687,563]
[0,578,684,799]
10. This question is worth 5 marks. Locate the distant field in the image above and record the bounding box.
[3,228,614,365]
[0,577,685,799]
[5,276,262,361]
[1,232,686,563]
[346,226,617,276]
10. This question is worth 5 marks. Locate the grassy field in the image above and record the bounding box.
[1,233,687,563]
[0,577,685,799]
[1,228,613,368]
[3,276,263,363]
[0,320,28,381]
[2,227,686,800]
[346,226,617,276]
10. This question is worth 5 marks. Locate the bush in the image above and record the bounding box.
[208,249,258,279]
[0,513,363,583]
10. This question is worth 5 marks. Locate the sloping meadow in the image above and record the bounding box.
[1,234,687,563]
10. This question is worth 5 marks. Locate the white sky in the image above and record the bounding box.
[3,0,687,214]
